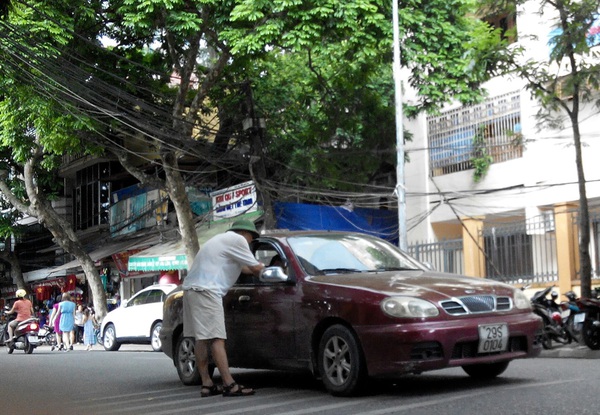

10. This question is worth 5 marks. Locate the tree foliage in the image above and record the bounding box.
[0,0,109,317]
[0,0,510,297]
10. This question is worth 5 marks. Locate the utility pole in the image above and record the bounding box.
[243,82,275,229]
[392,0,407,250]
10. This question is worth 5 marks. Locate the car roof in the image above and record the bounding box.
[258,230,371,239]
[136,283,178,294]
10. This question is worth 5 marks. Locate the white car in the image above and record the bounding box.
[100,284,177,352]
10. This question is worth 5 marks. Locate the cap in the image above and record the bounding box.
[229,219,260,239]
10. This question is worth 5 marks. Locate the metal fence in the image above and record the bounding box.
[408,208,600,286]
[482,216,558,285]
[408,239,464,275]
[427,91,523,177]
[408,213,559,285]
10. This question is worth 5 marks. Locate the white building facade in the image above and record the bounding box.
[403,1,600,296]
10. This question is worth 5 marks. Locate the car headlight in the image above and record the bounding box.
[381,297,440,318]
[513,288,531,310]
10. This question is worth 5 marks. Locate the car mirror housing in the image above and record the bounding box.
[260,266,289,283]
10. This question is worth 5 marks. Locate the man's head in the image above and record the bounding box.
[229,219,260,241]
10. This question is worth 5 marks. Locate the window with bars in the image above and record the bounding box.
[74,162,111,230]
[427,92,523,177]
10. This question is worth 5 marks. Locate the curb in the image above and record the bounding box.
[540,343,600,358]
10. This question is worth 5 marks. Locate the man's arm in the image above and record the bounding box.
[241,263,264,275]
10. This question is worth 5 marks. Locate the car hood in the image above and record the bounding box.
[307,270,515,300]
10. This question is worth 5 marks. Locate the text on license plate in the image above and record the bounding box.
[478,324,509,353]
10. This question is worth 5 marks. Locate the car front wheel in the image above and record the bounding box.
[462,361,509,379]
[317,325,366,397]
[103,324,121,351]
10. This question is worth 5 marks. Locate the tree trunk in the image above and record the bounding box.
[572,118,592,298]
[162,152,199,268]
[22,157,109,320]
[0,250,24,290]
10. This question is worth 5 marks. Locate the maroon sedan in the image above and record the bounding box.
[160,231,542,396]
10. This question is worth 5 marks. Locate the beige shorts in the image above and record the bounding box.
[182,289,227,340]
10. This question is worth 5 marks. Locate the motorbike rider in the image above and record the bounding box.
[6,289,34,342]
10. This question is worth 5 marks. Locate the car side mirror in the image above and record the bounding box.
[260,266,289,283]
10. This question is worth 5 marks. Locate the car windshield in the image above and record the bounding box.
[288,234,424,275]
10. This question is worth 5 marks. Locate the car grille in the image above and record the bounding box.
[410,336,530,362]
[451,336,528,359]
[440,295,512,315]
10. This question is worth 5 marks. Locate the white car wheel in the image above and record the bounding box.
[103,324,121,351]
[150,322,162,352]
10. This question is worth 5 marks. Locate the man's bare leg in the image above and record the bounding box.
[194,339,214,386]
[210,338,235,387]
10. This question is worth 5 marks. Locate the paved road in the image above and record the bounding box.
[2,342,600,415]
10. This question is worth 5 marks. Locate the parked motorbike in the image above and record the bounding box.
[38,324,57,347]
[1,309,41,354]
[560,291,585,343]
[576,294,600,350]
[530,286,571,349]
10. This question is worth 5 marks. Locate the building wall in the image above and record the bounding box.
[403,1,600,293]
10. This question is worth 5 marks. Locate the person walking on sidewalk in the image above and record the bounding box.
[53,292,76,351]
[82,306,97,351]
[48,298,63,351]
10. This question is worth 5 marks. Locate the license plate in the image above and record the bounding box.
[28,335,39,343]
[478,324,509,353]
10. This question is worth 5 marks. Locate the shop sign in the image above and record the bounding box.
[128,254,188,272]
[210,181,257,220]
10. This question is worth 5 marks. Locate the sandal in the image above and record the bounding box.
[200,384,223,398]
[222,382,255,397]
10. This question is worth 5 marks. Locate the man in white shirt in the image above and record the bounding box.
[182,220,264,397]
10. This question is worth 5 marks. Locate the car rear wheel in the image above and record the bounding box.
[317,325,366,396]
[103,324,121,351]
[462,361,509,379]
[150,322,162,352]
[175,335,201,385]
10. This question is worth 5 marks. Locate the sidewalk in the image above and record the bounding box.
[540,341,600,358]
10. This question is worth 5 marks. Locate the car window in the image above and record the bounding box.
[288,233,424,274]
[235,241,288,285]
[145,290,164,304]
[128,291,150,307]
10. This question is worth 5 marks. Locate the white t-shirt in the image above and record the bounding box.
[182,231,260,297]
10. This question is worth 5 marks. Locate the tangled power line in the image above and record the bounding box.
[1,2,597,238]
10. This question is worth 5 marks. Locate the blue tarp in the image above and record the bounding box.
[273,202,399,245]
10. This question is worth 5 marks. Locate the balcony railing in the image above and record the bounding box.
[428,91,523,177]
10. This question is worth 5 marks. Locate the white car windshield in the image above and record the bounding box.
[288,234,424,275]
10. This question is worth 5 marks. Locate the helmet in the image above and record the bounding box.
[551,291,558,300]
[565,291,577,301]
[229,219,260,239]
[15,289,27,298]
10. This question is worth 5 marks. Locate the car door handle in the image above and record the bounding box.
[238,295,251,303]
